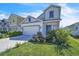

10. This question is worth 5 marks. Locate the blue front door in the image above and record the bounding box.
[46,25,51,33]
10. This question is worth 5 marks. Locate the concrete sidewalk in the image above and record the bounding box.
[0,36,31,52]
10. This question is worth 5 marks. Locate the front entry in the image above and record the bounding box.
[46,25,52,33]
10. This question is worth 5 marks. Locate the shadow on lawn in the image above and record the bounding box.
[29,40,53,45]
[54,44,73,56]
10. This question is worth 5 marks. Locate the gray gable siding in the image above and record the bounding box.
[37,5,61,20]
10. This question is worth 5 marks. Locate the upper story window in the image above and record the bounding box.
[28,18,31,22]
[49,11,54,18]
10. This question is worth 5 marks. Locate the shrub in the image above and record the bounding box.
[6,31,22,37]
[0,31,7,34]
[0,34,3,38]
[2,34,9,38]
[32,32,45,43]
[46,29,70,46]
[0,31,23,39]
[0,33,9,39]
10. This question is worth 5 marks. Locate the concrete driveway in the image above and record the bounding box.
[0,35,32,52]
[10,35,32,40]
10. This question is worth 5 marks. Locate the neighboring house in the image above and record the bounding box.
[21,5,61,37]
[65,22,79,36]
[8,14,25,31]
[0,19,9,32]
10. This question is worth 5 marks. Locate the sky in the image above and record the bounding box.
[0,3,79,27]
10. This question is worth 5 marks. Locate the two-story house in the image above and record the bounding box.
[21,5,61,37]
[8,14,25,31]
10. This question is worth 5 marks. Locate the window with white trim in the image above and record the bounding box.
[49,11,54,18]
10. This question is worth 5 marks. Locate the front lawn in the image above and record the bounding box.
[0,37,79,56]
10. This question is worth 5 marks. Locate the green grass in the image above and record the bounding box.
[0,37,79,56]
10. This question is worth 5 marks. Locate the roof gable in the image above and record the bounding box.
[22,15,42,24]
[37,5,61,20]
[43,5,61,12]
[8,14,25,25]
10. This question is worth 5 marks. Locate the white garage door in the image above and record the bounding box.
[23,25,40,35]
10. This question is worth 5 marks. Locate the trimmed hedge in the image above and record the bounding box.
[0,31,22,39]
[6,31,22,37]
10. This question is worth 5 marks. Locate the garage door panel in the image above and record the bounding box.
[23,26,40,35]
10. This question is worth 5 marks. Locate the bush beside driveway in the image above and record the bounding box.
[0,31,22,39]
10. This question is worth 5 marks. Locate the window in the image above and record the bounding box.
[46,25,51,33]
[4,23,6,25]
[28,18,31,22]
[76,27,78,30]
[49,11,54,18]
[13,19,15,22]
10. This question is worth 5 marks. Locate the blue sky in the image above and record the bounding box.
[0,3,49,14]
[0,3,79,27]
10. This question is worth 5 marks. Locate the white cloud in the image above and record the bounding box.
[0,13,9,20]
[57,3,79,27]
[18,10,43,18]
[0,10,9,20]
[60,18,79,28]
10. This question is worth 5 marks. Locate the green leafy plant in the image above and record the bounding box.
[6,31,22,37]
[46,29,70,45]
[46,29,71,55]
[0,31,22,39]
